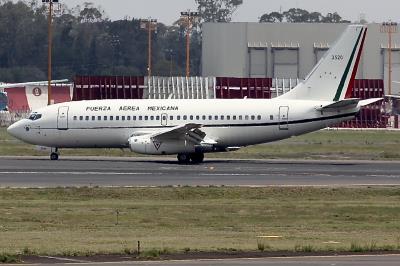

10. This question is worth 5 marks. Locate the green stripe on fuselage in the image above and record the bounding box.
[333,29,364,101]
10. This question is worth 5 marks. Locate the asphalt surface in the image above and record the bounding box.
[8,254,400,266]
[0,156,400,187]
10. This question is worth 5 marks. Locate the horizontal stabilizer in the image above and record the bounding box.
[317,98,360,110]
[357,98,383,107]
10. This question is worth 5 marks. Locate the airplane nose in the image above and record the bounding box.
[7,121,23,140]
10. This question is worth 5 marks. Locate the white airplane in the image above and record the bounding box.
[7,25,382,163]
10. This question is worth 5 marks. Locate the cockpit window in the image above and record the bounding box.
[28,113,42,121]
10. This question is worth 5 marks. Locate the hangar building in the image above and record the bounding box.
[201,23,400,94]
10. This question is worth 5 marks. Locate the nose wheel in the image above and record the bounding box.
[50,148,59,161]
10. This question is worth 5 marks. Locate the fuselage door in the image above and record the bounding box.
[279,106,289,130]
[161,113,168,126]
[57,106,69,130]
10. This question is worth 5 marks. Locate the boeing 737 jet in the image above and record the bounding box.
[7,25,382,163]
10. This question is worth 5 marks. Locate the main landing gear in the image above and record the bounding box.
[50,148,59,161]
[177,153,205,164]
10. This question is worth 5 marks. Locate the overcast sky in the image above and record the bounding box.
[62,0,399,25]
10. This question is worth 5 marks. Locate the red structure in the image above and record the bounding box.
[215,77,272,99]
[73,76,394,129]
[73,76,144,101]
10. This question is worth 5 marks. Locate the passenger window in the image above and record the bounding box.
[257,115,261,120]
[139,116,142,121]
[202,115,206,120]
[209,115,212,120]
[116,116,120,121]
[270,115,274,120]
[189,115,193,120]
[145,116,148,121]
[177,115,181,120]
[183,115,187,120]
[150,116,154,121]
[73,116,77,121]
[196,115,200,120]
[80,116,83,121]
[92,116,95,121]
[233,116,237,120]
[98,116,101,121]
[85,116,89,121]
[122,116,125,121]
[110,116,114,121]
[170,116,174,121]
[133,116,136,121]
[227,116,231,120]
[245,115,249,120]
[221,115,224,120]
[127,116,131,121]
[239,115,243,120]
[215,115,218,120]
[156,116,160,120]
[104,116,107,121]
[251,115,255,120]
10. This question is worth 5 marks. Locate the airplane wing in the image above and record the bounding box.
[137,123,217,145]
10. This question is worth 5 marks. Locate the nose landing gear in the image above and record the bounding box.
[50,148,59,161]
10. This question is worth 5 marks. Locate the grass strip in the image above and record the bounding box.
[0,186,399,256]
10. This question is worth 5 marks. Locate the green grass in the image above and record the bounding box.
[2,127,400,160]
[0,187,400,256]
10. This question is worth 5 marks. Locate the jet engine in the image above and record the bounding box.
[128,136,195,155]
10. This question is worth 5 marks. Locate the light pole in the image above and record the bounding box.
[42,0,59,106]
[180,10,199,77]
[381,22,398,95]
[140,18,157,77]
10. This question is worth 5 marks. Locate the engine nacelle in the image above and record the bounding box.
[129,136,195,155]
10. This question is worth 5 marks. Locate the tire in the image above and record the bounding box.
[50,152,59,161]
[190,153,204,164]
[177,153,191,164]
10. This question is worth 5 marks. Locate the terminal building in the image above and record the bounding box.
[201,23,400,94]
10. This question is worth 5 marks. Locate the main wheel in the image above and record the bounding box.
[50,152,59,161]
[190,153,204,164]
[177,153,191,164]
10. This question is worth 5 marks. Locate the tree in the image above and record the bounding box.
[259,8,350,24]
[195,0,243,23]
[259,12,283,23]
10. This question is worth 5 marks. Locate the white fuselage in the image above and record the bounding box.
[8,98,358,151]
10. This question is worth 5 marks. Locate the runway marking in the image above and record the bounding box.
[0,171,163,175]
[38,255,91,263]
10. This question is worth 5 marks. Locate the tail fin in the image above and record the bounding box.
[280,25,367,101]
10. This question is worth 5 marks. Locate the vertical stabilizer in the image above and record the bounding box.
[280,25,367,101]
